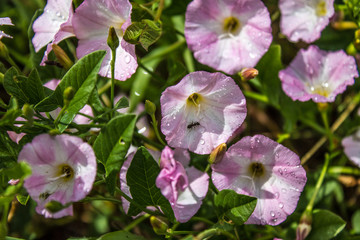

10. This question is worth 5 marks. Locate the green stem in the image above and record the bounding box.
[154,0,165,21]
[0,203,9,239]
[54,105,68,128]
[301,93,360,165]
[171,230,198,235]
[320,109,333,150]
[150,115,167,146]
[14,121,53,130]
[98,80,112,96]
[328,166,360,176]
[81,196,123,205]
[299,116,327,135]
[133,132,164,150]
[306,154,331,212]
[110,48,116,117]
[243,90,269,104]
[124,214,150,232]
[190,217,215,225]
[142,38,185,64]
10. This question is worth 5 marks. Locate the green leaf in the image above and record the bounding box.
[115,97,129,109]
[93,114,136,193]
[306,209,346,240]
[98,231,146,240]
[139,20,162,51]
[131,3,154,22]
[0,98,21,128]
[16,195,29,205]
[127,147,174,221]
[3,68,44,106]
[352,209,360,234]
[36,50,106,132]
[0,131,20,168]
[214,189,257,225]
[3,68,29,105]
[124,20,162,51]
[256,44,283,107]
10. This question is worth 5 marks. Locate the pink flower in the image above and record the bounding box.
[0,17,14,39]
[279,0,334,43]
[18,134,96,218]
[342,130,360,168]
[156,147,209,223]
[212,135,307,225]
[184,0,272,75]
[72,0,137,81]
[161,71,247,154]
[279,45,358,102]
[32,0,75,64]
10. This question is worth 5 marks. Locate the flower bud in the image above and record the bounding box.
[209,143,227,164]
[145,100,156,116]
[0,41,10,60]
[45,200,66,213]
[107,26,119,51]
[317,102,328,112]
[296,210,312,240]
[8,179,20,185]
[150,216,168,235]
[22,103,34,125]
[239,68,258,81]
[63,86,75,106]
[52,44,73,70]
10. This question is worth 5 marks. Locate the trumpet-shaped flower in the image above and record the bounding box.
[184,0,272,75]
[279,45,358,102]
[342,130,360,168]
[160,71,247,154]
[212,135,307,225]
[156,147,209,223]
[18,134,96,218]
[279,0,334,43]
[72,0,137,81]
[0,17,14,39]
[32,0,75,64]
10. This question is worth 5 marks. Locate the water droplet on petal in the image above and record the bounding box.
[56,11,61,17]
[281,188,287,193]
[124,55,131,64]
[278,168,283,175]
[279,202,284,209]
[200,139,205,145]
[275,192,279,199]
[270,211,275,217]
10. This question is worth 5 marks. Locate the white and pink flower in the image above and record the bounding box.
[342,130,360,168]
[18,134,97,218]
[72,0,137,81]
[32,0,75,64]
[184,0,272,75]
[279,45,358,103]
[160,71,247,155]
[0,17,14,40]
[212,135,307,225]
[279,0,334,43]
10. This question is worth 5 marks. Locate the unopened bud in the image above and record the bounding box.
[150,216,168,235]
[52,44,73,70]
[63,86,75,106]
[0,41,10,59]
[22,103,34,125]
[145,100,156,116]
[296,210,312,240]
[8,179,20,185]
[239,68,258,81]
[45,200,66,213]
[107,26,119,51]
[209,143,227,164]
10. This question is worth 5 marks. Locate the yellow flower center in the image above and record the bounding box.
[57,164,74,181]
[316,1,327,17]
[223,16,241,34]
[248,162,265,178]
[310,83,330,98]
[187,93,202,107]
